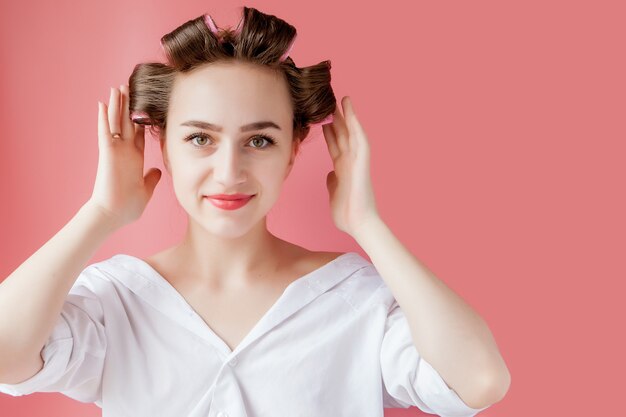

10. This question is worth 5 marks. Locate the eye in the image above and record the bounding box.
[183,132,277,149]
[249,134,277,148]
[184,133,210,147]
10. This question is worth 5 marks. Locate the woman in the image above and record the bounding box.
[0,6,509,416]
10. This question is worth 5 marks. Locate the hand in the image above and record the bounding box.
[322,96,380,237]
[87,85,162,229]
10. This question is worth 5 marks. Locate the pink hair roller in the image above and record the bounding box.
[207,14,243,37]
[204,14,219,36]
[130,111,149,124]
[279,34,296,63]
[318,113,334,125]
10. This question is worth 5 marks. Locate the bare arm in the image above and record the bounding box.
[352,217,511,409]
[320,97,510,409]
[0,201,120,383]
[0,85,161,384]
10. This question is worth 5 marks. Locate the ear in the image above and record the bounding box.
[160,139,171,174]
[284,139,300,179]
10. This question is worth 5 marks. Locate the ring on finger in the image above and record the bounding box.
[112,132,122,139]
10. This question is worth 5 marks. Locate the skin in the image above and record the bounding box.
[154,61,304,290]
[129,59,511,407]
[321,98,512,408]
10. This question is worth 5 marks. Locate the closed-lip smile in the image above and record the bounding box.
[205,194,255,211]
[206,193,255,200]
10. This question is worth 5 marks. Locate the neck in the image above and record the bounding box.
[171,215,285,289]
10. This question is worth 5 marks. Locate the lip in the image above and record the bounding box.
[205,194,255,210]
[206,193,255,200]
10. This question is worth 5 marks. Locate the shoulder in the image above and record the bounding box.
[312,250,347,264]
[142,246,177,270]
[290,248,346,270]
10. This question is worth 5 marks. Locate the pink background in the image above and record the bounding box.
[1,0,624,416]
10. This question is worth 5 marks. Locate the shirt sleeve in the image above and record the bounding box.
[0,270,107,405]
[380,295,491,416]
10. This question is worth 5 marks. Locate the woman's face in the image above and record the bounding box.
[161,61,300,238]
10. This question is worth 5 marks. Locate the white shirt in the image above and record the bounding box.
[0,252,490,417]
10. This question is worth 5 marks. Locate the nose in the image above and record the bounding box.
[212,142,247,187]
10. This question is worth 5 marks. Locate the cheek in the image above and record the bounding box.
[257,158,290,183]
[168,160,205,201]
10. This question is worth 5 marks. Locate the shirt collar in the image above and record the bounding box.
[99,252,370,357]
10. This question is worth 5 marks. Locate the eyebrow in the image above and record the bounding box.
[180,120,282,132]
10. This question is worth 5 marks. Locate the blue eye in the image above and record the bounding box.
[183,132,277,149]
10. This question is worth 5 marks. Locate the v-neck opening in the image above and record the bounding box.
[109,251,362,356]
[114,251,356,302]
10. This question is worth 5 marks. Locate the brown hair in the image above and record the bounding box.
[128,6,336,145]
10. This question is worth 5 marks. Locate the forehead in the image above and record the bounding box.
[168,61,293,127]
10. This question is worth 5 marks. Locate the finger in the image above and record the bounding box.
[343,96,370,151]
[108,87,122,139]
[134,122,146,153]
[322,123,339,160]
[333,100,349,153]
[98,101,112,147]
[119,84,134,140]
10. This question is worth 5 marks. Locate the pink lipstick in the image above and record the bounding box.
[205,194,255,210]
